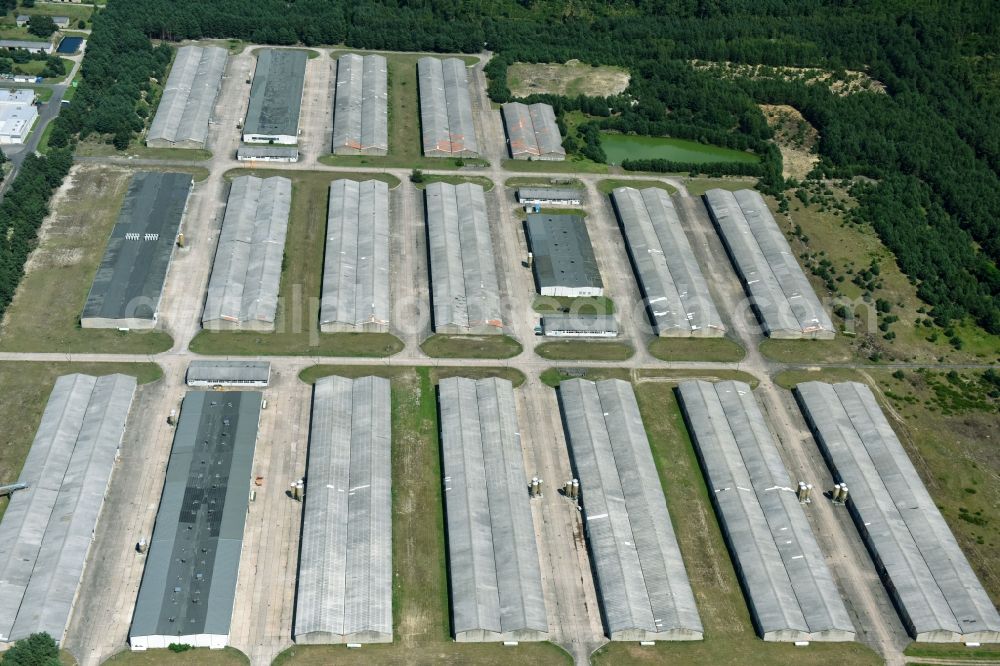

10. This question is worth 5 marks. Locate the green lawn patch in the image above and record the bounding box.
[648,337,746,362]
[683,177,758,196]
[411,173,494,191]
[420,334,522,359]
[74,139,212,162]
[903,644,1000,660]
[597,178,677,195]
[532,295,614,315]
[501,158,608,174]
[535,340,634,361]
[504,176,584,189]
[102,647,248,665]
[189,331,404,357]
[601,133,759,166]
[758,338,855,364]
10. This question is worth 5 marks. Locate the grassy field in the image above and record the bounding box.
[592,381,882,666]
[532,295,614,315]
[903,644,1000,660]
[772,184,1000,365]
[539,367,761,388]
[0,165,175,354]
[317,49,485,171]
[190,169,402,356]
[648,337,746,362]
[775,367,1000,606]
[0,362,162,522]
[501,158,608,174]
[102,647,248,666]
[276,366,568,666]
[596,178,677,195]
[506,60,629,98]
[420,334,522,359]
[299,364,526,387]
[535,340,633,361]
[0,4,93,41]
[601,134,759,166]
[412,173,495,191]
[74,140,213,162]
[758,337,856,364]
[682,177,758,196]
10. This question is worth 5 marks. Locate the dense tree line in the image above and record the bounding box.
[4,0,999,331]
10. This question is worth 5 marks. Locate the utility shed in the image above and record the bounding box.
[331,54,387,156]
[558,379,703,641]
[129,391,262,651]
[526,213,603,297]
[417,57,479,157]
[438,377,548,642]
[612,187,725,337]
[81,172,192,329]
[425,182,503,334]
[676,380,855,642]
[541,313,617,337]
[0,374,136,645]
[704,188,834,339]
[516,187,583,206]
[236,144,298,162]
[243,49,307,144]
[147,45,227,148]
[501,102,565,161]
[795,381,1000,643]
[321,180,390,333]
[186,361,271,388]
[202,176,291,331]
[295,376,392,644]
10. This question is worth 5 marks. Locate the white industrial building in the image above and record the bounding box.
[0,88,37,144]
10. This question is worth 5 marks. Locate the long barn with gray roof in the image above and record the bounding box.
[502,102,565,161]
[81,171,192,329]
[331,54,387,156]
[438,377,548,642]
[795,381,1000,643]
[559,378,703,641]
[129,391,262,651]
[704,188,834,339]
[0,373,136,646]
[202,175,291,331]
[425,182,503,334]
[676,380,855,642]
[147,45,227,149]
[295,376,392,644]
[612,187,725,337]
[321,180,390,332]
[243,49,307,145]
[417,57,479,158]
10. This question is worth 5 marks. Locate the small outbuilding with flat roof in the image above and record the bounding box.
[243,49,307,145]
[129,391,262,651]
[516,187,582,206]
[526,213,603,298]
[81,171,192,329]
[236,144,298,162]
[439,377,548,642]
[541,313,617,337]
[186,360,270,388]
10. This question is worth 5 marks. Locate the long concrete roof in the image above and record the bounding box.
[0,373,136,644]
[295,376,392,643]
[559,379,703,641]
[795,381,1000,643]
[332,54,388,155]
[202,175,291,328]
[439,377,548,641]
[186,360,270,385]
[321,179,390,331]
[417,57,479,157]
[244,49,307,139]
[425,182,502,334]
[502,102,565,160]
[612,187,725,337]
[704,188,834,339]
[677,380,855,642]
[130,391,261,644]
[81,172,192,326]
[147,45,227,148]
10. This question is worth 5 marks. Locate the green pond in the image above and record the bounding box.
[600,133,759,165]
